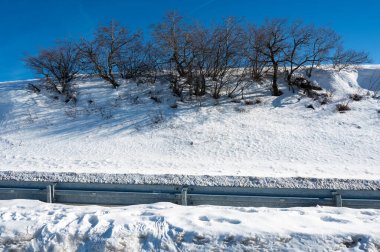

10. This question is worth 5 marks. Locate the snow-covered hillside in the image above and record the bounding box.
[1,200,379,251]
[0,66,379,179]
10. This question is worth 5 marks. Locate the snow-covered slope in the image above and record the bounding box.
[0,67,379,179]
[1,200,379,251]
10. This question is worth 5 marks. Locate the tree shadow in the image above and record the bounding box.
[2,78,256,139]
[271,86,301,108]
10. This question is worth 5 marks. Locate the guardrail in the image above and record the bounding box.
[1,180,380,208]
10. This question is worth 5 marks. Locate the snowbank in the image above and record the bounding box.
[0,200,379,251]
[1,171,379,190]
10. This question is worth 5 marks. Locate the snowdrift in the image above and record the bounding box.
[0,200,379,251]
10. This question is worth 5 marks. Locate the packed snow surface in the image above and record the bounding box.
[0,200,379,251]
[0,66,379,179]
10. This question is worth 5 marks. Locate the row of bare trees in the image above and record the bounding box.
[25,22,156,98]
[25,12,370,99]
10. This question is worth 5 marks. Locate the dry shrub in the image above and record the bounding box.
[317,92,334,105]
[349,93,364,101]
[336,102,351,113]
[244,100,254,105]
[150,95,161,103]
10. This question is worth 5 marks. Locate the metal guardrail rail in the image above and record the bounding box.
[0,180,380,208]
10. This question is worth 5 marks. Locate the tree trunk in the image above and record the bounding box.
[286,71,295,93]
[272,63,281,96]
[306,60,316,78]
[110,79,119,88]
[200,75,206,95]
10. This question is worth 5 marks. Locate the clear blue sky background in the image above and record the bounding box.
[1,0,379,82]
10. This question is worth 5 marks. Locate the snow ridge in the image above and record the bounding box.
[1,171,379,190]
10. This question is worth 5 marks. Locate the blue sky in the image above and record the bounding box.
[1,0,379,81]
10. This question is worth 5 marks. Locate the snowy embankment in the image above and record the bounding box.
[0,66,379,180]
[0,67,379,251]
[1,200,380,251]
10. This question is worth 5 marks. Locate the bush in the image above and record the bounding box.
[78,22,140,88]
[24,42,80,97]
[150,96,161,103]
[244,100,254,105]
[336,102,351,113]
[349,93,364,101]
[254,98,263,104]
[317,92,334,105]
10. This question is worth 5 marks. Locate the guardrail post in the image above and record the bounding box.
[181,187,188,206]
[332,191,342,207]
[46,184,55,203]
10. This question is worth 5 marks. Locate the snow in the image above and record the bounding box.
[0,66,379,180]
[0,199,379,251]
[1,171,380,190]
[1,67,380,251]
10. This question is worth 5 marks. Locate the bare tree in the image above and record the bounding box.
[244,25,269,82]
[26,12,372,104]
[283,21,314,90]
[184,23,209,97]
[257,19,289,96]
[332,46,370,71]
[25,41,80,96]
[305,27,340,77]
[153,12,194,96]
[116,36,145,79]
[206,17,245,98]
[116,38,159,83]
[79,21,139,88]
